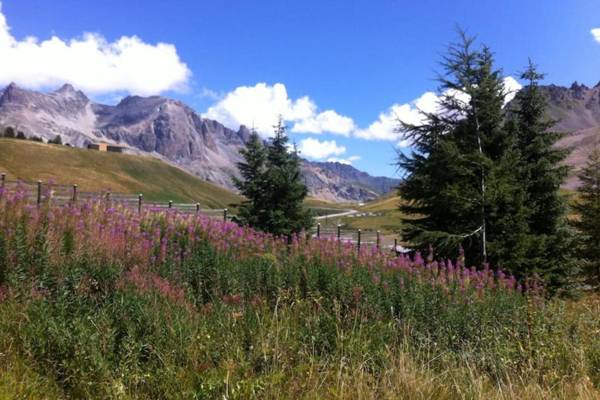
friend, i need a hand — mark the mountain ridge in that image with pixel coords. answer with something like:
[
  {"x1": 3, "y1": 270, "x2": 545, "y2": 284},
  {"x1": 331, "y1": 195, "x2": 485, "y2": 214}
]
[{"x1": 0, "y1": 83, "x2": 399, "y2": 202}]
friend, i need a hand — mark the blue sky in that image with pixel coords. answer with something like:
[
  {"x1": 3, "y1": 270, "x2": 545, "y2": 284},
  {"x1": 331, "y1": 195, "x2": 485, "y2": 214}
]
[{"x1": 1, "y1": 0, "x2": 599, "y2": 177}]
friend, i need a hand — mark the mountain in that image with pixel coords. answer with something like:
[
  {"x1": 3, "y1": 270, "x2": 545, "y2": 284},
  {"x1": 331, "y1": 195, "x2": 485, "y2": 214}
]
[
  {"x1": 539, "y1": 82, "x2": 600, "y2": 188},
  {"x1": 0, "y1": 83, "x2": 399, "y2": 202},
  {"x1": 302, "y1": 161, "x2": 399, "y2": 203}
]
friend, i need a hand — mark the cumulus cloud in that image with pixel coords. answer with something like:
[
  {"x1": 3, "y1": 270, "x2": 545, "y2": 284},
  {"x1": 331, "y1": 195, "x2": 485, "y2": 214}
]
[
  {"x1": 204, "y1": 82, "x2": 356, "y2": 137},
  {"x1": 592, "y1": 28, "x2": 600, "y2": 43},
  {"x1": 355, "y1": 77, "x2": 521, "y2": 146},
  {"x1": 297, "y1": 138, "x2": 346, "y2": 160},
  {"x1": 0, "y1": 3, "x2": 190, "y2": 95},
  {"x1": 326, "y1": 156, "x2": 361, "y2": 165},
  {"x1": 291, "y1": 109, "x2": 355, "y2": 136}
]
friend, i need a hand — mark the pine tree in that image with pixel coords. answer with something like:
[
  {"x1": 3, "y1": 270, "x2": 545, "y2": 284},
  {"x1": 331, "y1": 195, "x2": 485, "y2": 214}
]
[
  {"x1": 234, "y1": 119, "x2": 312, "y2": 236},
  {"x1": 573, "y1": 147, "x2": 600, "y2": 289},
  {"x1": 262, "y1": 119, "x2": 312, "y2": 236},
  {"x1": 3, "y1": 127, "x2": 15, "y2": 138},
  {"x1": 233, "y1": 129, "x2": 268, "y2": 228},
  {"x1": 50, "y1": 134, "x2": 63, "y2": 145},
  {"x1": 398, "y1": 31, "x2": 530, "y2": 270},
  {"x1": 506, "y1": 61, "x2": 576, "y2": 288}
]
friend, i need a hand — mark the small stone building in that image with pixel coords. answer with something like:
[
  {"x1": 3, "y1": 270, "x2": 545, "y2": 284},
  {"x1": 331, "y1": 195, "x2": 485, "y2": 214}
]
[{"x1": 87, "y1": 142, "x2": 124, "y2": 153}]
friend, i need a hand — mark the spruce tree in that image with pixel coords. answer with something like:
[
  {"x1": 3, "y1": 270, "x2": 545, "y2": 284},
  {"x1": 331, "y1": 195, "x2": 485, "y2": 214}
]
[
  {"x1": 506, "y1": 61, "x2": 576, "y2": 288},
  {"x1": 263, "y1": 119, "x2": 312, "y2": 236},
  {"x1": 234, "y1": 119, "x2": 312, "y2": 236},
  {"x1": 573, "y1": 147, "x2": 600, "y2": 289},
  {"x1": 398, "y1": 32, "x2": 530, "y2": 270},
  {"x1": 233, "y1": 129, "x2": 268, "y2": 228}
]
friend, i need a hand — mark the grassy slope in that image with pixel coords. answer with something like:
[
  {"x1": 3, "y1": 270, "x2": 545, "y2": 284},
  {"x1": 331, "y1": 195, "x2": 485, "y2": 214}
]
[{"x1": 0, "y1": 139, "x2": 241, "y2": 208}]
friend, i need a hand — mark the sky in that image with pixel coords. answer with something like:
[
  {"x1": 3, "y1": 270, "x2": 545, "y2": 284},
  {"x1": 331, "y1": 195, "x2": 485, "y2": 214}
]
[{"x1": 0, "y1": 0, "x2": 599, "y2": 178}]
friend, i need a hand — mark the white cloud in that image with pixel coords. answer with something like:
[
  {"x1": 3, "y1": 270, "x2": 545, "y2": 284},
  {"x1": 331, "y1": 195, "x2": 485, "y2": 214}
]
[
  {"x1": 204, "y1": 82, "x2": 355, "y2": 137},
  {"x1": 591, "y1": 28, "x2": 600, "y2": 43},
  {"x1": 297, "y1": 138, "x2": 346, "y2": 160},
  {"x1": 355, "y1": 76, "x2": 521, "y2": 147},
  {"x1": 291, "y1": 109, "x2": 355, "y2": 136},
  {"x1": 326, "y1": 156, "x2": 361, "y2": 165},
  {"x1": 0, "y1": 3, "x2": 190, "y2": 95},
  {"x1": 354, "y1": 91, "x2": 438, "y2": 146},
  {"x1": 503, "y1": 76, "x2": 522, "y2": 104}
]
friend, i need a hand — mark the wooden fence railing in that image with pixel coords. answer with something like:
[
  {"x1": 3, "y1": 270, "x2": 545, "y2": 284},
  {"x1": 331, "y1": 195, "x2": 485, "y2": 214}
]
[
  {"x1": 0, "y1": 173, "x2": 229, "y2": 220},
  {"x1": 309, "y1": 222, "x2": 405, "y2": 252}
]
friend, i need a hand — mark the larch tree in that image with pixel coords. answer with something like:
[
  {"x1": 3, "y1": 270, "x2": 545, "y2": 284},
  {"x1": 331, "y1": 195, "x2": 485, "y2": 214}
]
[{"x1": 398, "y1": 31, "x2": 530, "y2": 270}]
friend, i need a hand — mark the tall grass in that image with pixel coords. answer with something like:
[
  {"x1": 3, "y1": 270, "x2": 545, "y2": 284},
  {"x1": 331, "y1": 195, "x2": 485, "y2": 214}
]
[{"x1": 0, "y1": 185, "x2": 598, "y2": 399}]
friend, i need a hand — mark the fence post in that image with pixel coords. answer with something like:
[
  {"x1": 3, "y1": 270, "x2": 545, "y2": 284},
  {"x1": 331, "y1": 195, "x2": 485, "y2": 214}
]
[
  {"x1": 138, "y1": 194, "x2": 143, "y2": 214},
  {"x1": 72, "y1": 184, "x2": 78, "y2": 203},
  {"x1": 37, "y1": 180, "x2": 42, "y2": 207},
  {"x1": 317, "y1": 223, "x2": 321, "y2": 238},
  {"x1": 223, "y1": 208, "x2": 228, "y2": 222},
  {"x1": 1, "y1": 173, "x2": 5, "y2": 189},
  {"x1": 196, "y1": 203, "x2": 200, "y2": 214},
  {"x1": 168, "y1": 200, "x2": 173, "y2": 209},
  {"x1": 337, "y1": 224, "x2": 341, "y2": 241},
  {"x1": 106, "y1": 191, "x2": 111, "y2": 203},
  {"x1": 376, "y1": 230, "x2": 381, "y2": 250},
  {"x1": 357, "y1": 229, "x2": 361, "y2": 252}
]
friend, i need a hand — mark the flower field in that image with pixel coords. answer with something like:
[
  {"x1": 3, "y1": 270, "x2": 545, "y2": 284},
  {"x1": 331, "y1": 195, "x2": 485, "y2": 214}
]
[{"x1": 0, "y1": 186, "x2": 599, "y2": 399}]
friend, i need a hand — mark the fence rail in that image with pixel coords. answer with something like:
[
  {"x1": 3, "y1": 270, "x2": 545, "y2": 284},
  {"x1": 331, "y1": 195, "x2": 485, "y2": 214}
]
[{"x1": 0, "y1": 173, "x2": 230, "y2": 221}]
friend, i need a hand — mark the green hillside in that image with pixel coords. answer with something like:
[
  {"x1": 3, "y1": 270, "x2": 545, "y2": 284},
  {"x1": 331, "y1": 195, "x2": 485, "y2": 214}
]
[{"x1": 0, "y1": 139, "x2": 241, "y2": 208}]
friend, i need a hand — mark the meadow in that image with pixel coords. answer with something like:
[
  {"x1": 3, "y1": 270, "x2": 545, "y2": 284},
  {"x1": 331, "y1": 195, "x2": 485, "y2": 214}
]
[{"x1": 0, "y1": 185, "x2": 599, "y2": 399}]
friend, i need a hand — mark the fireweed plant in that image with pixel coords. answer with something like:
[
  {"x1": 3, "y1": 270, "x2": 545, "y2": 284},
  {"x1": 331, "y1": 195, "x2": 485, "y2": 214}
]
[{"x1": 0, "y1": 185, "x2": 598, "y2": 399}]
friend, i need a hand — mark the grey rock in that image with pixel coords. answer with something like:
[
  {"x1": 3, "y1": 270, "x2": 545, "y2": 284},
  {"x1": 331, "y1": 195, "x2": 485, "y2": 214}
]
[{"x1": 0, "y1": 83, "x2": 399, "y2": 202}]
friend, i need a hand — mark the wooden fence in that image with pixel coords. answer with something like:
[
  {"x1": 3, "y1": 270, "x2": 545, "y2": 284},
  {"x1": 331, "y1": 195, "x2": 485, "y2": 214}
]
[
  {"x1": 309, "y1": 222, "x2": 405, "y2": 252},
  {"x1": 0, "y1": 173, "x2": 229, "y2": 220}
]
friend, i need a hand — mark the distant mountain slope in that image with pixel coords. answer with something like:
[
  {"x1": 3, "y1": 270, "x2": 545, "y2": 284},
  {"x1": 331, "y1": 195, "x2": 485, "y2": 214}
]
[
  {"x1": 0, "y1": 139, "x2": 241, "y2": 207},
  {"x1": 0, "y1": 83, "x2": 399, "y2": 201},
  {"x1": 540, "y1": 82, "x2": 600, "y2": 187},
  {"x1": 302, "y1": 161, "x2": 399, "y2": 202}
]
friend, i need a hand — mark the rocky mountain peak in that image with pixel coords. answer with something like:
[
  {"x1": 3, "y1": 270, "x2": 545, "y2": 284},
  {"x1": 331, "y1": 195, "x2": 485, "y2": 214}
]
[
  {"x1": 0, "y1": 83, "x2": 399, "y2": 202},
  {"x1": 54, "y1": 83, "x2": 89, "y2": 103}
]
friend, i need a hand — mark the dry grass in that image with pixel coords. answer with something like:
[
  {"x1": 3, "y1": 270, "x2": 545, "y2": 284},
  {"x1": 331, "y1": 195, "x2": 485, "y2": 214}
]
[{"x1": 0, "y1": 138, "x2": 242, "y2": 207}]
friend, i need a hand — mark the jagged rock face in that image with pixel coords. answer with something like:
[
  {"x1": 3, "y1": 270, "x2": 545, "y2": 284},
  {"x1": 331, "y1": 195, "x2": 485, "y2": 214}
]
[
  {"x1": 301, "y1": 161, "x2": 399, "y2": 202},
  {"x1": 539, "y1": 82, "x2": 600, "y2": 188},
  {"x1": 0, "y1": 83, "x2": 398, "y2": 201}
]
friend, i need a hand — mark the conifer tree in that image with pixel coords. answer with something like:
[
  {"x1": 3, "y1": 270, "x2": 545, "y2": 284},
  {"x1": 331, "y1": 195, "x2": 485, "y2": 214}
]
[
  {"x1": 573, "y1": 147, "x2": 600, "y2": 288},
  {"x1": 263, "y1": 118, "x2": 312, "y2": 236},
  {"x1": 233, "y1": 129, "x2": 268, "y2": 228},
  {"x1": 506, "y1": 61, "x2": 576, "y2": 288},
  {"x1": 234, "y1": 119, "x2": 312, "y2": 236},
  {"x1": 398, "y1": 32, "x2": 530, "y2": 270},
  {"x1": 3, "y1": 127, "x2": 15, "y2": 138}
]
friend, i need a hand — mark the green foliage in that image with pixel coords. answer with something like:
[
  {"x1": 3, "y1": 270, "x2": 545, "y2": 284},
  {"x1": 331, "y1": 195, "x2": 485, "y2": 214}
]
[
  {"x1": 49, "y1": 134, "x2": 63, "y2": 145},
  {"x1": 503, "y1": 61, "x2": 576, "y2": 289},
  {"x1": 573, "y1": 147, "x2": 600, "y2": 288},
  {"x1": 233, "y1": 130, "x2": 269, "y2": 229},
  {"x1": 398, "y1": 36, "x2": 575, "y2": 291},
  {"x1": 234, "y1": 119, "x2": 312, "y2": 236},
  {"x1": 398, "y1": 32, "x2": 530, "y2": 270},
  {"x1": 3, "y1": 126, "x2": 15, "y2": 138}
]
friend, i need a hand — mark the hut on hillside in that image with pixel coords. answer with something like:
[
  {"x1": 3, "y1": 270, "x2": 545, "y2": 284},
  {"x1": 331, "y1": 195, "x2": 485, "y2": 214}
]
[{"x1": 87, "y1": 142, "x2": 124, "y2": 153}]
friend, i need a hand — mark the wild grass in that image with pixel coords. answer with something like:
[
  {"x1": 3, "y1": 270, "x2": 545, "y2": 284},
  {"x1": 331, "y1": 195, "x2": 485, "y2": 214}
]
[
  {"x1": 0, "y1": 138, "x2": 241, "y2": 206},
  {"x1": 0, "y1": 187, "x2": 598, "y2": 399}
]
